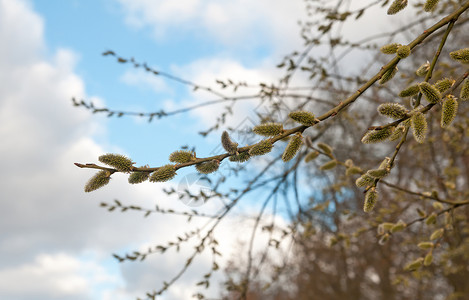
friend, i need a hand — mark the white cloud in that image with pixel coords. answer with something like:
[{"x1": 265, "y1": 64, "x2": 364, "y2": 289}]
[{"x1": 116, "y1": 0, "x2": 306, "y2": 52}]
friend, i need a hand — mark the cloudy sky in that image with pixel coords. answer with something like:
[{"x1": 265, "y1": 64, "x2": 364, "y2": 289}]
[{"x1": 0, "y1": 0, "x2": 310, "y2": 299}]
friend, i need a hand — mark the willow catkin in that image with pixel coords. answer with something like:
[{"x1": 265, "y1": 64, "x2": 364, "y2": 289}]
[
  {"x1": 150, "y1": 164, "x2": 176, "y2": 182},
  {"x1": 396, "y1": 45, "x2": 411, "y2": 59},
  {"x1": 364, "y1": 188, "x2": 378, "y2": 213},
  {"x1": 419, "y1": 82, "x2": 441, "y2": 103},
  {"x1": 84, "y1": 170, "x2": 111, "y2": 192},
  {"x1": 169, "y1": 150, "x2": 195, "y2": 163},
  {"x1": 252, "y1": 123, "x2": 283, "y2": 136},
  {"x1": 399, "y1": 84, "x2": 420, "y2": 97},
  {"x1": 98, "y1": 153, "x2": 133, "y2": 172},
  {"x1": 411, "y1": 112, "x2": 428, "y2": 143},
  {"x1": 434, "y1": 78, "x2": 455, "y2": 93},
  {"x1": 195, "y1": 160, "x2": 220, "y2": 174},
  {"x1": 460, "y1": 79, "x2": 469, "y2": 101},
  {"x1": 441, "y1": 95, "x2": 458, "y2": 128},
  {"x1": 380, "y1": 43, "x2": 401, "y2": 54},
  {"x1": 387, "y1": 0, "x2": 408, "y2": 15},
  {"x1": 361, "y1": 127, "x2": 393, "y2": 144},
  {"x1": 378, "y1": 103, "x2": 408, "y2": 119},
  {"x1": 128, "y1": 171, "x2": 150, "y2": 184},
  {"x1": 221, "y1": 131, "x2": 238, "y2": 154},
  {"x1": 424, "y1": 0, "x2": 440, "y2": 12},
  {"x1": 379, "y1": 66, "x2": 398, "y2": 84},
  {"x1": 282, "y1": 133, "x2": 303, "y2": 162},
  {"x1": 288, "y1": 111, "x2": 316, "y2": 126},
  {"x1": 449, "y1": 48, "x2": 469, "y2": 64},
  {"x1": 249, "y1": 140, "x2": 273, "y2": 156}
]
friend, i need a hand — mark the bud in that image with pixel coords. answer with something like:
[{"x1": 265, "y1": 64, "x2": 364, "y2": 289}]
[
  {"x1": 432, "y1": 201, "x2": 443, "y2": 210},
  {"x1": 229, "y1": 152, "x2": 251, "y2": 163},
  {"x1": 399, "y1": 84, "x2": 420, "y2": 97},
  {"x1": 460, "y1": 79, "x2": 469, "y2": 101},
  {"x1": 441, "y1": 95, "x2": 458, "y2": 128},
  {"x1": 404, "y1": 257, "x2": 423, "y2": 271},
  {"x1": 361, "y1": 127, "x2": 393, "y2": 144},
  {"x1": 396, "y1": 45, "x2": 411, "y2": 59},
  {"x1": 356, "y1": 174, "x2": 375, "y2": 187},
  {"x1": 381, "y1": 223, "x2": 395, "y2": 232},
  {"x1": 391, "y1": 220, "x2": 406, "y2": 233},
  {"x1": 98, "y1": 153, "x2": 133, "y2": 172},
  {"x1": 196, "y1": 160, "x2": 220, "y2": 174},
  {"x1": 149, "y1": 164, "x2": 176, "y2": 182},
  {"x1": 288, "y1": 111, "x2": 316, "y2": 126},
  {"x1": 423, "y1": 0, "x2": 440, "y2": 12},
  {"x1": 449, "y1": 48, "x2": 469, "y2": 64},
  {"x1": 378, "y1": 103, "x2": 408, "y2": 119},
  {"x1": 128, "y1": 171, "x2": 150, "y2": 184},
  {"x1": 416, "y1": 61, "x2": 430, "y2": 76},
  {"x1": 411, "y1": 112, "x2": 427, "y2": 143},
  {"x1": 364, "y1": 188, "x2": 378, "y2": 213},
  {"x1": 387, "y1": 0, "x2": 408, "y2": 15},
  {"x1": 252, "y1": 123, "x2": 284, "y2": 136},
  {"x1": 320, "y1": 160, "x2": 337, "y2": 171},
  {"x1": 249, "y1": 140, "x2": 273, "y2": 156},
  {"x1": 425, "y1": 213, "x2": 437, "y2": 225},
  {"x1": 419, "y1": 82, "x2": 441, "y2": 103},
  {"x1": 430, "y1": 228, "x2": 444, "y2": 240},
  {"x1": 417, "y1": 242, "x2": 434, "y2": 249},
  {"x1": 304, "y1": 151, "x2": 319, "y2": 162},
  {"x1": 84, "y1": 170, "x2": 111, "y2": 192},
  {"x1": 221, "y1": 131, "x2": 238, "y2": 154},
  {"x1": 434, "y1": 78, "x2": 455, "y2": 93},
  {"x1": 282, "y1": 133, "x2": 303, "y2": 162},
  {"x1": 379, "y1": 66, "x2": 398, "y2": 84},
  {"x1": 367, "y1": 168, "x2": 389, "y2": 179},
  {"x1": 424, "y1": 252, "x2": 433, "y2": 266},
  {"x1": 317, "y1": 142, "x2": 333, "y2": 155},
  {"x1": 169, "y1": 150, "x2": 195, "y2": 164},
  {"x1": 380, "y1": 43, "x2": 401, "y2": 54}
]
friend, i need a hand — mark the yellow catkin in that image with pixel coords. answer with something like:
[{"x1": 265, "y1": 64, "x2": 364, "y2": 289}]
[
  {"x1": 128, "y1": 171, "x2": 150, "y2": 184},
  {"x1": 449, "y1": 48, "x2": 469, "y2": 64},
  {"x1": 221, "y1": 131, "x2": 238, "y2": 154},
  {"x1": 361, "y1": 127, "x2": 393, "y2": 144},
  {"x1": 441, "y1": 95, "x2": 458, "y2": 128},
  {"x1": 416, "y1": 62, "x2": 430, "y2": 76},
  {"x1": 98, "y1": 153, "x2": 133, "y2": 172},
  {"x1": 249, "y1": 140, "x2": 273, "y2": 156},
  {"x1": 356, "y1": 174, "x2": 375, "y2": 188},
  {"x1": 434, "y1": 78, "x2": 455, "y2": 93},
  {"x1": 288, "y1": 111, "x2": 316, "y2": 126},
  {"x1": 169, "y1": 150, "x2": 195, "y2": 163},
  {"x1": 364, "y1": 188, "x2": 378, "y2": 213},
  {"x1": 282, "y1": 133, "x2": 303, "y2": 162},
  {"x1": 84, "y1": 170, "x2": 111, "y2": 192},
  {"x1": 387, "y1": 0, "x2": 408, "y2": 15},
  {"x1": 411, "y1": 112, "x2": 428, "y2": 143},
  {"x1": 252, "y1": 123, "x2": 284, "y2": 136},
  {"x1": 424, "y1": 0, "x2": 440, "y2": 12},
  {"x1": 419, "y1": 82, "x2": 441, "y2": 103},
  {"x1": 399, "y1": 84, "x2": 420, "y2": 97},
  {"x1": 379, "y1": 66, "x2": 398, "y2": 84},
  {"x1": 150, "y1": 164, "x2": 176, "y2": 182},
  {"x1": 380, "y1": 43, "x2": 401, "y2": 54},
  {"x1": 378, "y1": 103, "x2": 408, "y2": 119},
  {"x1": 396, "y1": 45, "x2": 411, "y2": 58}
]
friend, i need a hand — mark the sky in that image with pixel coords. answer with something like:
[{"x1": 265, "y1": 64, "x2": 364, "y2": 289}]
[
  {"x1": 0, "y1": 0, "x2": 428, "y2": 299},
  {"x1": 0, "y1": 0, "x2": 307, "y2": 299}
]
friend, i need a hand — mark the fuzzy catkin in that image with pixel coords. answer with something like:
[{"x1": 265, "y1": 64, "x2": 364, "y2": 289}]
[
  {"x1": 221, "y1": 131, "x2": 238, "y2": 154},
  {"x1": 380, "y1": 43, "x2": 400, "y2": 54},
  {"x1": 411, "y1": 112, "x2": 428, "y2": 143},
  {"x1": 460, "y1": 79, "x2": 469, "y2": 101},
  {"x1": 449, "y1": 48, "x2": 469, "y2": 64},
  {"x1": 387, "y1": 0, "x2": 408, "y2": 15},
  {"x1": 249, "y1": 140, "x2": 273, "y2": 156},
  {"x1": 282, "y1": 133, "x2": 303, "y2": 162},
  {"x1": 364, "y1": 188, "x2": 378, "y2": 213},
  {"x1": 419, "y1": 82, "x2": 441, "y2": 103},
  {"x1": 377, "y1": 103, "x2": 408, "y2": 119},
  {"x1": 361, "y1": 127, "x2": 393, "y2": 144},
  {"x1": 85, "y1": 170, "x2": 111, "y2": 192},
  {"x1": 441, "y1": 95, "x2": 458, "y2": 128},
  {"x1": 379, "y1": 66, "x2": 398, "y2": 84},
  {"x1": 128, "y1": 171, "x2": 150, "y2": 184},
  {"x1": 399, "y1": 84, "x2": 420, "y2": 97},
  {"x1": 169, "y1": 150, "x2": 194, "y2": 163},
  {"x1": 434, "y1": 78, "x2": 455, "y2": 93},
  {"x1": 424, "y1": 0, "x2": 440, "y2": 12},
  {"x1": 98, "y1": 153, "x2": 133, "y2": 172},
  {"x1": 252, "y1": 123, "x2": 283, "y2": 136},
  {"x1": 150, "y1": 164, "x2": 176, "y2": 182},
  {"x1": 196, "y1": 160, "x2": 220, "y2": 174},
  {"x1": 288, "y1": 111, "x2": 316, "y2": 126}
]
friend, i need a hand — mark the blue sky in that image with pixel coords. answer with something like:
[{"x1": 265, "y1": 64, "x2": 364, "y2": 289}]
[{"x1": 0, "y1": 1, "x2": 307, "y2": 299}]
